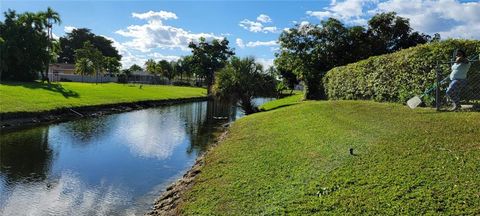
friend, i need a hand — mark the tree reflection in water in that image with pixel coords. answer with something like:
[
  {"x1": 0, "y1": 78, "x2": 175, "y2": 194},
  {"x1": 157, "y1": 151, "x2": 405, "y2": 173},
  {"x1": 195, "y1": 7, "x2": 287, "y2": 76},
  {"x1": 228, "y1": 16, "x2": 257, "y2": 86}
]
[{"x1": 0, "y1": 127, "x2": 53, "y2": 184}]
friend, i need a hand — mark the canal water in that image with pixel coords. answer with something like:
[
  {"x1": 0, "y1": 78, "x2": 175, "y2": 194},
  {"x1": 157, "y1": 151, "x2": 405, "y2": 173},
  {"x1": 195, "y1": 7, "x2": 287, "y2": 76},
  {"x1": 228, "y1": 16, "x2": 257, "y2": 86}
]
[{"x1": 0, "y1": 98, "x2": 272, "y2": 216}]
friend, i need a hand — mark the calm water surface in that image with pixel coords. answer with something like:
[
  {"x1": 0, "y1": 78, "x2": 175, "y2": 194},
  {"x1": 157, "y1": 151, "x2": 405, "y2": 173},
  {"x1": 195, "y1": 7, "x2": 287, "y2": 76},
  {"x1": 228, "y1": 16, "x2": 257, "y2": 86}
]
[{"x1": 0, "y1": 98, "x2": 272, "y2": 215}]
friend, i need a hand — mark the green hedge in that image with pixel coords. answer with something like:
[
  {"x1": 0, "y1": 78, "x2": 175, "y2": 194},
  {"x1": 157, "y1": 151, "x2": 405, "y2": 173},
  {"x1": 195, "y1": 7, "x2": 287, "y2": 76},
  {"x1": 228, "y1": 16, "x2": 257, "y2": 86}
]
[{"x1": 324, "y1": 39, "x2": 480, "y2": 105}]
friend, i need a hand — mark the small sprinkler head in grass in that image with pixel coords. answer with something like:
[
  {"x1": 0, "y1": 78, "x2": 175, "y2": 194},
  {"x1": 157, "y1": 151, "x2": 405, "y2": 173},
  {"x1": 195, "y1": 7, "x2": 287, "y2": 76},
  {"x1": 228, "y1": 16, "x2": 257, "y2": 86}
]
[{"x1": 349, "y1": 148, "x2": 354, "y2": 156}]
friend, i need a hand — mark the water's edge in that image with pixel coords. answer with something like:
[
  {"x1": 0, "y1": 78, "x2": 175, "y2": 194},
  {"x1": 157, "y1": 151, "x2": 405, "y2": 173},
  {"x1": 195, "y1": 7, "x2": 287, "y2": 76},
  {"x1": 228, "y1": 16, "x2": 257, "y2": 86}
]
[
  {"x1": 0, "y1": 96, "x2": 209, "y2": 131},
  {"x1": 147, "y1": 129, "x2": 231, "y2": 216}
]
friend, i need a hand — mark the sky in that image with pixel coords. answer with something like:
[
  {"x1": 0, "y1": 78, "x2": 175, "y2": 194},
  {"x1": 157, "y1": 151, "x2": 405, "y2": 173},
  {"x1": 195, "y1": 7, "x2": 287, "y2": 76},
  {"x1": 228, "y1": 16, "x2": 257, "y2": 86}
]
[{"x1": 1, "y1": 0, "x2": 479, "y2": 69}]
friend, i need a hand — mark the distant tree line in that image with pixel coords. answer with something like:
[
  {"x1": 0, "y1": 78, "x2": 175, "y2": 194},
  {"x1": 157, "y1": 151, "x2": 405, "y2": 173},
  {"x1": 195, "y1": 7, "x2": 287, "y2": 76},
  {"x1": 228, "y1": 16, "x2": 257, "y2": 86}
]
[{"x1": 0, "y1": 9, "x2": 122, "y2": 82}]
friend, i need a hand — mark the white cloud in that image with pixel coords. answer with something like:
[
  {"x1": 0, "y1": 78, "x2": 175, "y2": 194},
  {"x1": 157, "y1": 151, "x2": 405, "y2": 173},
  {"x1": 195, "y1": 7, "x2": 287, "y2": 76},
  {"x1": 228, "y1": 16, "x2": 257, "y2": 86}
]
[
  {"x1": 64, "y1": 26, "x2": 76, "y2": 33},
  {"x1": 246, "y1": 40, "x2": 278, "y2": 48},
  {"x1": 236, "y1": 38, "x2": 245, "y2": 48},
  {"x1": 236, "y1": 38, "x2": 277, "y2": 49},
  {"x1": 300, "y1": 21, "x2": 310, "y2": 26},
  {"x1": 116, "y1": 11, "x2": 222, "y2": 52},
  {"x1": 102, "y1": 35, "x2": 179, "y2": 69},
  {"x1": 307, "y1": 0, "x2": 375, "y2": 25},
  {"x1": 239, "y1": 15, "x2": 278, "y2": 33},
  {"x1": 256, "y1": 58, "x2": 274, "y2": 69},
  {"x1": 147, "y1": 52, "x2": 180, "y2": 62},
  {"x1": 257, "y1": 14, "x2": 272, "y2": 23},
  {"x1": 0, "y1": 173, "x2": 127, "y2": 216},
  {"x1": 132, "y1": 10, "x2": 177, "y2": 20},
  {"x1": 374, "y1": 0, "x2": 480, "y2": 39},
  {"x1": 52, "y1": 32, "x2": 60, "y2": 40},
  {"x1": 306, "y1": 0, "x2": 480, "y2": 39}
]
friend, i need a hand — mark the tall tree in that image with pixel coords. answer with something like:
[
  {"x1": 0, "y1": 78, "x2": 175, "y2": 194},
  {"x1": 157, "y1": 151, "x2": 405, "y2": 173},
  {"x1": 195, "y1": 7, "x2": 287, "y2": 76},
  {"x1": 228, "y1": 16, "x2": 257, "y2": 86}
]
[
  {"x1": 75, "y1": 58, "x2": 94, "y2": 82},
  {"x1": 145, "y1": 59, "x2": 159, "y2": 76},
  {"x1": 40, "y1": 7, "x2": 61, "y2": 83},
  {"x1": 74, "y1": 41, "x2": 104, "y2": 83},
  {"x1": 0, "y1": 10, "x2": 50, "y2": 81},
  {"x1": 277, "y1": 23, "x2": 326, "y2": 100},
  {"x1": 103, "y1": 56, "x2": 121, "y2": 76},
  {"x1": 188, "y1": 37, "x2": 234, "y2": 94},
  {"x1": 158, "y1": 60, "x2": 175, "y2": 82},
  {"x1": 59, "y1": 28, "x2": 121, "y2": 64},
  {"x1": 367, "y1": 12, "x2": 430, "y2": 55},
  {"x1": 129, "y1": 64, "x2": 143, "y2": 72}
]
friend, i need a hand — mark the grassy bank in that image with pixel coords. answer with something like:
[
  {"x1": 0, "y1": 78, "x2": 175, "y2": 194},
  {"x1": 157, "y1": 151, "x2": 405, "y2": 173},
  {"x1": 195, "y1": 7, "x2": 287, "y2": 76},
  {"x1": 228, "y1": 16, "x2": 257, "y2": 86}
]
[
  {"x1": 0, "y1": 82, "x2": 207, "y2": 113},
  {"x1": 180, "y1": 98, "x2": 480, "y2": 215}
]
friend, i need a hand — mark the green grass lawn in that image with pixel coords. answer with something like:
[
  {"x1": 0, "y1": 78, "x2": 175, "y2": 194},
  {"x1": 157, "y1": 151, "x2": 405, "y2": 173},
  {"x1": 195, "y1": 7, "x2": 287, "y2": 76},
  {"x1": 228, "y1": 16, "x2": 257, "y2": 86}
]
[
  {"x1": 180, "y1": 97, "x2": 480, "y2": 215},
  {"x1": 259, "y1": 92, "x2": 303, "y2": 111},
  {"x1": 0, "y1": 81, "x2": 207, "y2": 113}
]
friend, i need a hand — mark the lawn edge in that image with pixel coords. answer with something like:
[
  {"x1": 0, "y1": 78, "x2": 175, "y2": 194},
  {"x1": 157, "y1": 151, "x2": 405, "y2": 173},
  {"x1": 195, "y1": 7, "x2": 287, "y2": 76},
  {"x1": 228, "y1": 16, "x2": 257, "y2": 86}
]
[
  {"x1": 0, "y1": 96, "x2": 208, "y2": 131},
  {"x1": 147, "y1": 129, "x2": 231, "y2": 216}
]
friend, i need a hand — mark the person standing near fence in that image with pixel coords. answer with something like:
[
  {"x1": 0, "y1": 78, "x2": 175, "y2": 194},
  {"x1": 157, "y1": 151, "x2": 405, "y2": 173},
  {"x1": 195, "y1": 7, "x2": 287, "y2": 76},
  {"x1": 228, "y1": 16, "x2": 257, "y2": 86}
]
[{"x1": 446, "y1": 49, "x2": 471, "y2": 111}]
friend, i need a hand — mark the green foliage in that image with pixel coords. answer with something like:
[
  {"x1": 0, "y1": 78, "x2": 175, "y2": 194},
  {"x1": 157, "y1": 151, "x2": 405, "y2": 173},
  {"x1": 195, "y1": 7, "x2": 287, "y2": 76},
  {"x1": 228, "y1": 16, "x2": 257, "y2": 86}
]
[
  {"x1": 145, "y1": 59, "x2": 159, "y2": 75},
  {"x1": 188, "y1": 37, "x2": 235, "y2": 94},
  {"x1": 181, "y1": 101, "x2": 480, "y2": 215},
  {"x1": 367, "y1": 12, "x2": 430, "y2": 55},
  {"x1": 74, "y1": 58, "x2": 94, "y2": 76},
  {"x1": 74, "y1": 41, "x2": 105, "y2": 79},
  {"x1": 0, "y1": 10, "x2": 50, "y2": 81},
  {"x1": 277, "y1": 12, "x2": 431, "y2": 100},
  {"x1": 40, "y1": 7, "x2": 62, "y2": 82},
  {"x1": 158, "y1": 60, "x2": 174, "y2": 81},
  {"x1": 103, "y1": 56, "x2": 121, "y2": 76},
  {"x1": 213, "y1": 56, "x2": 277, "y2": 114},
  {"x1": 129, "y1": 64, "x2": 143, "y2": 72},
  {"x1": 323, "y1": 39, "x2": 480, "y2": 105},
  {"x1": 59, "y1": 28, "x2": 121, "y2": 64},
  {"x1": 0, "y1": 81, "x2": 207, "y2": 113}
]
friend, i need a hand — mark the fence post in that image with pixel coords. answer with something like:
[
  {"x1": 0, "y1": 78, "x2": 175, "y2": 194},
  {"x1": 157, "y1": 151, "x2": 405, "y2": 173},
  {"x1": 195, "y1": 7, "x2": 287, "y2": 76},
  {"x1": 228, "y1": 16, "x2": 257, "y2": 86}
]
[{"x1": 435, "y1": 62, "x2": 441, "y2": 111}]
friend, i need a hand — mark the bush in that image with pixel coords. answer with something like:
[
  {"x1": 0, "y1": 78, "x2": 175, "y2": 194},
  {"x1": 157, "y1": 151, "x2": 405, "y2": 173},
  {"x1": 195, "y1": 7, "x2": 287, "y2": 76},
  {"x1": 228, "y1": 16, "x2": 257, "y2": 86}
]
[{"x1": 323, "y1": 39, "x2": 480, "y2": 105}]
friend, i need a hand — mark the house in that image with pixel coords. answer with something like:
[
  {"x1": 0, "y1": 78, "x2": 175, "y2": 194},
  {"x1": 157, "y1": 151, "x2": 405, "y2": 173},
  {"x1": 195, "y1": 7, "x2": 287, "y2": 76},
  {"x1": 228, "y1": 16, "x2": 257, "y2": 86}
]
[
  {"x1": 47, "y1": 63, "x2": 117, "y2": 83},
  {"x1": 49, "y1": 63, "x2": 76, "y2": 75}
]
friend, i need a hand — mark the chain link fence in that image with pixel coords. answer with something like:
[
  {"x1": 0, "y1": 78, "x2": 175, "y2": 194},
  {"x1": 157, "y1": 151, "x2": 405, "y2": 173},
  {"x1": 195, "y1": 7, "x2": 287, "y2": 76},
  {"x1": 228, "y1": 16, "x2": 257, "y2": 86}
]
[{"x1": 436, "y1": 54, "x2": 480, "y2": 111}]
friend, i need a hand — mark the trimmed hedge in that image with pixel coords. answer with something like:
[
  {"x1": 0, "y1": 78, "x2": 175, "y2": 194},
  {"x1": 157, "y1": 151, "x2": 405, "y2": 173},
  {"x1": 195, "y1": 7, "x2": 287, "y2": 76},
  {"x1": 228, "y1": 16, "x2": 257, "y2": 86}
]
[{"x1": 324, "y1": 39, "x2": 480, "y2": 105}]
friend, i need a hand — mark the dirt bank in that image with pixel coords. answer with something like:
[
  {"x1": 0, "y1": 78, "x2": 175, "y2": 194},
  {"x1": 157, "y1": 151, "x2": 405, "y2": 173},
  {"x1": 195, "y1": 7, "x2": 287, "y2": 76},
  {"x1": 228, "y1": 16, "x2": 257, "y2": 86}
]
[
  {"x1": 146, "y1": 130, "x2": 230, "y2": 216},
  {"x1": 0, "y1": 97, "x2": 208, "y2": 131}
]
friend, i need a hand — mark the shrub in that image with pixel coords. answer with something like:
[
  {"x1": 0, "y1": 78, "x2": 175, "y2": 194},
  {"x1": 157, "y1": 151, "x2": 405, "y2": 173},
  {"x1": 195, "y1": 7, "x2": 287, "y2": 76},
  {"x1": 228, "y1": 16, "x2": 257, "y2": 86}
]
[{"x1": 323, "y1": 39, "x2": 480, "y2": 105}]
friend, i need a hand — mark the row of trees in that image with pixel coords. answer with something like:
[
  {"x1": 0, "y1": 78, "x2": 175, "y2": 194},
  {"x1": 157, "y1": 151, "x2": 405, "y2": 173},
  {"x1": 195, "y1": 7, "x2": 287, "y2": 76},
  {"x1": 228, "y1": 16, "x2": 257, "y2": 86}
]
[
  {"x1": 139, "y1": 37, "x2": 277, "y2": 114},
  {"x1": 276, "y1": 12, "x2": 437, "y2": 100},
  {"x1": 0, "y1": 8, "x2": 122, "y2": 82},
  {"x1": 0, "y1": 8, "x2": 60, "y2": 81},
  {"x1": 139, "y1": 38, "x2": 235, "y2": 90},
  {"x1": 73, "y1": 41, "x2": 121, "y2": 82}
]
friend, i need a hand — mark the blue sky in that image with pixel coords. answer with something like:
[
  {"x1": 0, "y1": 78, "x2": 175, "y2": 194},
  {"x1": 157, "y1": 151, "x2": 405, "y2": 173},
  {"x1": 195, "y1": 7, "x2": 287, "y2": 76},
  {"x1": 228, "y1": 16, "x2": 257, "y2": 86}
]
[{"x1": 2, "y1": 0, "x2": 479, "y2": 68}]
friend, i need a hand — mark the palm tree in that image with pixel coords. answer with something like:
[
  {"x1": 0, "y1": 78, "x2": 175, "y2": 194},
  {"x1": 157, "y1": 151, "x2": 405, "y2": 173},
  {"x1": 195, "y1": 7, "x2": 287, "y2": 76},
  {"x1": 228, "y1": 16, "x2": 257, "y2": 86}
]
[
  {"x1": 213, "y1": 57, "x2": 269, "y2": 114},
  {"x1": 145, "y1": 59, "x2": 158, "y2": 84},
  {"x1": 75, "y1": 58, "x2": 94, "y2": 82},
  {"x1": 41, "y1": 7, "x2": 61, "y2": 83}
]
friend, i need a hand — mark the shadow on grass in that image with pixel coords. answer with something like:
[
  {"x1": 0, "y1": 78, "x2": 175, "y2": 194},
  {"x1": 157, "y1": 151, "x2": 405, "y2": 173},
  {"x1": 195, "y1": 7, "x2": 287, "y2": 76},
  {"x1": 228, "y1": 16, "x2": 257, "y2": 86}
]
[
  {"x1": 260, "y1": 103, "x2": 298, "y2": 112},
  {"x1": 1, "y1": 81, "x2": 80, "y2": 98}
]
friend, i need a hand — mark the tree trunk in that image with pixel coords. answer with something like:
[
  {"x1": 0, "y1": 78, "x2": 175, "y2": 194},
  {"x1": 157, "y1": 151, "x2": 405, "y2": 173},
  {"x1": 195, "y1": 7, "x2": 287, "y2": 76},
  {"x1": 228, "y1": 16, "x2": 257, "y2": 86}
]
[
  {"x1": 240, "y1": 96, "x2": 257, "y2": 115},
  {"x1": 304, "y1": 74, "x2": 326, "y2": 100},
  {"x1": 45, "y1": 27, "x2": 52, "y2": 84}
]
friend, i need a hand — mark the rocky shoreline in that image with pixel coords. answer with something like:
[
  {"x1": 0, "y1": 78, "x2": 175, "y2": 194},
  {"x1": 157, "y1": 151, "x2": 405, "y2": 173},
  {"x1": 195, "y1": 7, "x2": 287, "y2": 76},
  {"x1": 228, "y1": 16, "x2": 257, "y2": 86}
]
[
  {"x1": 0, "y1": 96, "x2": 208, "y2": 131},
  {"x1": 147, "y1": 129, "x2": 230, "y2": 216}
]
